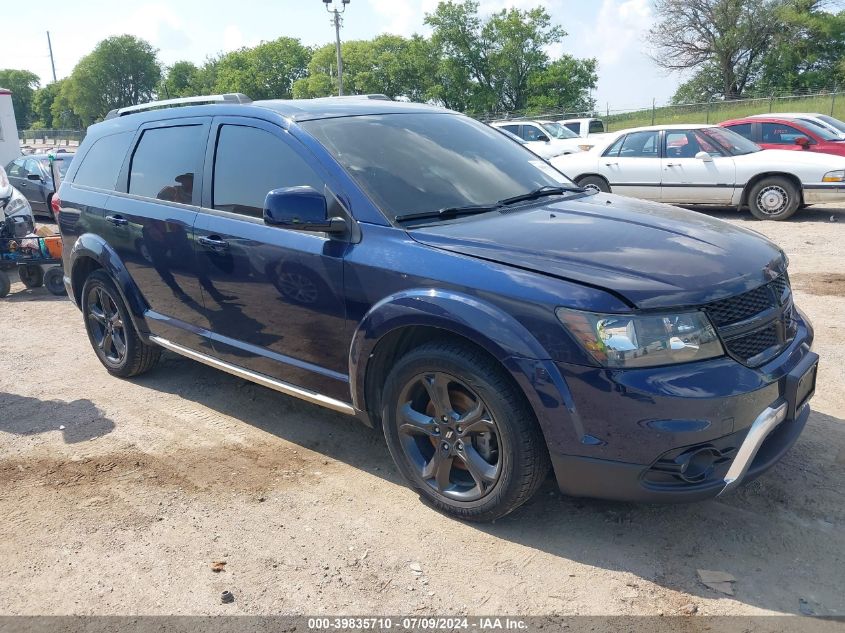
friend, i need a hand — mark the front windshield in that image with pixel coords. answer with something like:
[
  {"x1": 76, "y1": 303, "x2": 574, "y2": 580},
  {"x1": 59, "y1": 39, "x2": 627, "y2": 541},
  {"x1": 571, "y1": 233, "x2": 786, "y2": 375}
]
[
  {"x1": 700, "y1": 127, "x2": 761, "y2": 156},
  {"x1": 539, "y1": 121, "x2": 580, "y2": 139},
  {"x1": 796, "y1": 118, "x2": 842, "y2": 141},
  {"x1": 303, "y1": 113, "x2": 575, "y2": 220},
  {"x1": 816, "y1": 115, "x2": 845, "y2": 135}
]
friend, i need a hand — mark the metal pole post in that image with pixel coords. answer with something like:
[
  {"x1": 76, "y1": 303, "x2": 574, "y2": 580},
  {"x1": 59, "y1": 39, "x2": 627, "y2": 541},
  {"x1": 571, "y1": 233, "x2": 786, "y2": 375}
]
[
  {"x1": 46, "y1": 31, "x2": 57, "y2": 83},
  {"x1": 333, "y1": 10, "x2": 344, "y2": 96},
  {"x1": 832, "y1": 86, "x2": 837, "y2": 116},
  {"x1": 651, "y1": 98, "x2": 656, "y2": 126}
]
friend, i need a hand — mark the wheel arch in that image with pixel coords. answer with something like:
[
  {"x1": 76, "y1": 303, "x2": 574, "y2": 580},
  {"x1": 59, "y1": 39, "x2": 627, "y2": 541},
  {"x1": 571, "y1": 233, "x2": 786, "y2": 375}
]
[
  {"x1": 70, "y1": 233, "x2": 151, "y2": 336},
  {"x1": 349, "y1": 289, "x2": 575, "y2": 439},
  {"x1": 740, "y1": 172, "x2": 804, "y2": 208}
]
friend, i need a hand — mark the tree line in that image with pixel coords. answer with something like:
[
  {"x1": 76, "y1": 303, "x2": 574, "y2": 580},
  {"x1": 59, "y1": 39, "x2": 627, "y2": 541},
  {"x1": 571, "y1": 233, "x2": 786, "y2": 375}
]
[
  {"x1": 650, "y1": 0, "x2": 845, "y2": 104},
  {"x1": 1, "y1": 1, "x2": 597, "y2": 130}
]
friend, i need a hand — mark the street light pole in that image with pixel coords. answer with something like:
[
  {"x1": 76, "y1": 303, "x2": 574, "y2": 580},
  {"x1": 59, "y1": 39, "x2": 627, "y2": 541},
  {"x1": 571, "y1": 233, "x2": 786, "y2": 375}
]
[{"x1": 323, "y1": 0, "x2": 350, "y2": 96}]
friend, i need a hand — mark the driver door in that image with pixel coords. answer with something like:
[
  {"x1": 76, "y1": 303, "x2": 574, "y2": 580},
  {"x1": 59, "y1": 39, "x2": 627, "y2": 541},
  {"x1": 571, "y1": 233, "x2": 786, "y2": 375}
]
[{"x1": 660, "y1": 129, "x2": 736, "y2": 204}]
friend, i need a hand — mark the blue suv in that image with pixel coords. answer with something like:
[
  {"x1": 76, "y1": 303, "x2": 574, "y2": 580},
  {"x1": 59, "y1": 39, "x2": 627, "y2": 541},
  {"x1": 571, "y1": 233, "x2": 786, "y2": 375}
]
[{"x1": 57, "y1": 94, "x2": 818, "y2": 521}]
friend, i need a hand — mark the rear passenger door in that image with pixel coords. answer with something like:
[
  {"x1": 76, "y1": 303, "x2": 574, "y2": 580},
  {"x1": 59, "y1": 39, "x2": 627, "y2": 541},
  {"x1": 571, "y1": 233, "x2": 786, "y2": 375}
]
[
  {"x1": 194, "y1": 117, "x2": 349, "y2": 401},
  {"x1": 106, "y1": 119, "x2": 212, "y2": 349}
]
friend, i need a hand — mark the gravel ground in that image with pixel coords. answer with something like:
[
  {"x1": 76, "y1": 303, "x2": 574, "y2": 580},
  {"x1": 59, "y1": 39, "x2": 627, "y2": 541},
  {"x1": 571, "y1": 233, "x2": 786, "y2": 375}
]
[{"x1": 0, "y1": 205, "x2": 843, "y2": 618}]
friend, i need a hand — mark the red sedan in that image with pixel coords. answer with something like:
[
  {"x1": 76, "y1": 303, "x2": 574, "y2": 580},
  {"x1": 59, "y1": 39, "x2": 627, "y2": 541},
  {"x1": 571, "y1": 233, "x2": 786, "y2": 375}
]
[{"x1": 720, "y1": 116, "x2": 845, "y2": 157}]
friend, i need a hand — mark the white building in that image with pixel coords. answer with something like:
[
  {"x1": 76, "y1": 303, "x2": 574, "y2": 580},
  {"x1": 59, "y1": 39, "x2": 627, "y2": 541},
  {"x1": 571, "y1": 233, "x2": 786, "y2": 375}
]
[{"x1": 0, "y1": 88, "x2": 21, "y2": 167}]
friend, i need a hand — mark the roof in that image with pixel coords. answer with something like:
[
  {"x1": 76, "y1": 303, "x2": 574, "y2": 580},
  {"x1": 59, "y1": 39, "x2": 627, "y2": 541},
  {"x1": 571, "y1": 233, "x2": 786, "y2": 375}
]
[
  {"x1": 253, "y1": 97, "x2": 451, "y2": 121},
  {"x1": 0, "y1": 88, "x2": 11, "y2": 95},
  {"x1": 747, "y1": 112, "x2": 824, "y2": 119},
  {"x1": 608, "y1": 123, "x2": 715, "y2": 134}
]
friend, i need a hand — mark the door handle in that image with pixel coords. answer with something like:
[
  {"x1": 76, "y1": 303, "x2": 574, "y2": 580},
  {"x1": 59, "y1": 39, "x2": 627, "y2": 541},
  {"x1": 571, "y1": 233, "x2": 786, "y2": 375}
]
[
  {"x1": 198, "y1": 235, "x2": 229, "y2": 251},
  {"x1": 665, "y1": 163, "x2": 680, "y2": 167},
  {"x1": 105, "y1": 214, "x2": 128, "y2": 226},
  {"x1": 604, "y1": 162, "x2": 618, "y2": 166}
]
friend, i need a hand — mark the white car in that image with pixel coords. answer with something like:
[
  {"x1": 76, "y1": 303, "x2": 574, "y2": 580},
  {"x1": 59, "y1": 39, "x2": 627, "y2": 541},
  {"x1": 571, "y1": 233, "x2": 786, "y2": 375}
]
[
  {"x1": 0, "y1": 165, "x2": 35, "y2": 237},
  {"x1": 550, "y1": 123, "x2": 845, "y2": 220},
  {"x1": 747, "y1": 112, "x2": 845, "y2": 139},
  {"x1": 491, "y1": 120, "x2": 585, "y2": 158},
  {"x1": 557, "y1": 117, "x2": 605, "y2": 137}
]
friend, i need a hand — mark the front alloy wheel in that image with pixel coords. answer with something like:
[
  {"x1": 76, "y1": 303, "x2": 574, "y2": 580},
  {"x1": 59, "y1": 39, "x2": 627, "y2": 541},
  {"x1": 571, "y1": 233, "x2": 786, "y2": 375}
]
[
  {"x1": 382, "y1": 341, "x2": 550, "y2": 522},
  {"x1": 396, "y1": 371, "x2": 502, "y2": 502}
]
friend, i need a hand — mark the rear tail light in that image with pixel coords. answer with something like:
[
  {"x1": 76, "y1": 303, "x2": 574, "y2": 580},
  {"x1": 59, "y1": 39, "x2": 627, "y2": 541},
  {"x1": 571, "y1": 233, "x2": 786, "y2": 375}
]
[{"x1": 51, "y1": 194, "x2": 61, "y2": 224}]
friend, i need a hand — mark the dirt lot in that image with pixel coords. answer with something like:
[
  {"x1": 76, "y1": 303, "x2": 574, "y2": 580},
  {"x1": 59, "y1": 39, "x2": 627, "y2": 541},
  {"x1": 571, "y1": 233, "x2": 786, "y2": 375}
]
[{"x1": 1, "y1": 205, "x2": 843, "y2": 618}]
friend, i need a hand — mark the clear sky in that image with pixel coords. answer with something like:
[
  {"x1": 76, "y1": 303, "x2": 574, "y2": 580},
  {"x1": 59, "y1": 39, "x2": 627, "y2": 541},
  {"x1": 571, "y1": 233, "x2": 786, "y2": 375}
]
[{"x1": 2, "y1": 0, "x2": 679, "y2": 112}]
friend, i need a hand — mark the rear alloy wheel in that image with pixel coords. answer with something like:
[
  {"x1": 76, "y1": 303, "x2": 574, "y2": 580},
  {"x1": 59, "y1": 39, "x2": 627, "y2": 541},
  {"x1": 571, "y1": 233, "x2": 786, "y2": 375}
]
[
  {"x1": 576, "y1": 175, "x2": 611, "y2": 194},
  {"x1": 19, "y1": 264, "x2": 44, "y2": 289},
  {"x1": 382, "y1": 342, "x2": 549, "y2": 522},
  {"x1": 81, "y1": 271, "x2": 161, "y2": 377},
  {"x1": 748, "y1": 177, "x2": 800, "y2": 220}
]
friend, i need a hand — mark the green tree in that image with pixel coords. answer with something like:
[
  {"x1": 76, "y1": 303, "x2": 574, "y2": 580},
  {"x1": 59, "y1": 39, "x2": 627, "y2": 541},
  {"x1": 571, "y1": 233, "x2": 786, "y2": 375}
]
[
  {"x1": 51, "y1": 81, "x2": 82, "y2": 129},
  {"x1": 650, "y1": 0, "x2": 782, "y2": 100},
  {"x1": 424, "y1": 1, "x2": 595, "y2": 114},
  {"x1": 0, "y1": 69, "x2": 40, "y2": 128},
  {"x1": 756, "y1": 1, "x2": 845, "y2": 94},
  {"x1": 31, "y1": 80, "x2": 66, "y2": 128},
  {"x1": 214, "y1": 37, "x2": 310, "y2": 99},
  {"x1": 294, "y1": 35, "x2": 437, "y2": 100},
  {"x1": 64, "y1": 35, "x2": 161, "y2": 125},
  {"x1": 160, "y1": 61, "x2": 200, "y2": 98}
]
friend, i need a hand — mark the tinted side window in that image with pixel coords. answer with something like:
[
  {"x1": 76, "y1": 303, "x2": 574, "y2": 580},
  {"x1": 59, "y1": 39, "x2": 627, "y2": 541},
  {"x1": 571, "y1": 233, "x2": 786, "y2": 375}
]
[
  {"x1": 589, "y1": 120, "x2": 605, "y2": 133},
  {"x1": 212, "y1": 125, "x2": 323, "y2": 217},
  {"x1": 7, "y1": 159, "x2": 25, "y2": 177},
  {"x1": 129, "y1": 125, "x2": 204, "y2": 202},
  {"x1": 726, "y1": 123, "x2": 753, "y2": 140},
  {"x1": 500, "y1": 124, "x2": 519, "y2": 135},
  {"x1": 73, "y1": 132, "x2": 134, "y2": 190},
  {"x1": 522, "y1": 125, "x2": 546, "y2": 141},
  {"x1": 563, "y1": 122, "x2": 579, "y2": 133},
  {"x1": 603, "y1": 135, "x2": 625, "y2": 157},
  {"x1": 620, "y1": 131, "x2": 659, "y2": 158},
  {"x1": 761, "y1": 122, "x2": 804, "y2": 144}
]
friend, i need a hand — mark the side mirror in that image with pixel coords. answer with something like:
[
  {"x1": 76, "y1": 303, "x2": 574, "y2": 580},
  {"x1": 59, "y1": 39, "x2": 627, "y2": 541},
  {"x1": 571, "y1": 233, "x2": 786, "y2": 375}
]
[
  {"x1": 27, "y1": 173, "x2": 42, "y2": 181},
  {"x1": 794, "y1": 136, "x2": 811, "y2": 149},
  {"x1": 695, "y1": 151, "x2": 714, "y2": 162},
  {"x1": 263, "y1": 186, "x2": 346, "y2": 234},
  {"x1": 537, "y1": 134, "x2": 551, "y2": 143}
]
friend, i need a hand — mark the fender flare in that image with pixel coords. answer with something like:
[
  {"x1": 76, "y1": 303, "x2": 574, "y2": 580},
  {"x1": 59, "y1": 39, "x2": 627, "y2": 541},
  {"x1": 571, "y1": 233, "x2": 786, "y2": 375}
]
[
  {"x1": 70, "y1": 233, "x2": 151, "y2": 335},
  {"x1": 349, "y1": 288, "x2": 551, "y2": 412}
]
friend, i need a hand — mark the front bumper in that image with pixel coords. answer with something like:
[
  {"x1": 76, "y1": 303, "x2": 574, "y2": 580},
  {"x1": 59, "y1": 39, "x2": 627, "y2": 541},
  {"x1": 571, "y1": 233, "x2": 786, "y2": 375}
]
[
  {"x1": 539, "y1": 318, "x2": 817, "y2": 502},
  {"x1": 803, "y1": 183, "x2": 845, "y2": 204}
]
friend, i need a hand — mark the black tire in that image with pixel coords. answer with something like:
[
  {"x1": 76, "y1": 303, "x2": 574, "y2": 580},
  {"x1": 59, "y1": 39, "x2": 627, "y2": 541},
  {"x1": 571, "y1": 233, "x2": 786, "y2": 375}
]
[
  {"x1": 0, "y1": 271, "x2": 10, "y2": 298},
  {"x1": 576, "y1": 175, "x2": 611, "y2": 194},
  {"x1": 748, "y1": 176, "x2": 801, "y2": 220},
  {"x1": 81, "y1": 270, "x2": 161, "y2": 377},
  {"x1": 382, "y1": 341, "x2": 550, "y2": 522},
  {"x1": 44, "y1": 267, "x2": 66, "y2": 296},
  {"x1": 19, "y1": 264, "x2": 44, "y2": 289}
]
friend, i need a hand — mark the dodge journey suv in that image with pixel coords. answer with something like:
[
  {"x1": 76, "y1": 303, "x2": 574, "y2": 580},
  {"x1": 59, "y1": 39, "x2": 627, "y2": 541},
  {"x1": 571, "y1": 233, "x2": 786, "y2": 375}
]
[{"x1": 57, "y1": 94, "x2": 818, "y2": 521}]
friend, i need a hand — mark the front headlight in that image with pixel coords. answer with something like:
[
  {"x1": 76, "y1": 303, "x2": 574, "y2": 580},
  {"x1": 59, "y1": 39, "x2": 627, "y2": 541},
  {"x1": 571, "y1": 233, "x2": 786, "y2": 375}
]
[
  {"x1": 556, "y1": 308, "x2": 724, "y2": 368},
  {"x1": 5, "y1": 189, "x2": 32, "y2": 216},
  {"x1": 823, "y1": 169, "x2": 845, "y2": 183}
]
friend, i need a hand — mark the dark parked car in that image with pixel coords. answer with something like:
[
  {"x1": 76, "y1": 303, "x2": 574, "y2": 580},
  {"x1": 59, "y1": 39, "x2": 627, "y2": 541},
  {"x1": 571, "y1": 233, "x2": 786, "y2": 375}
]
[
  {"x1": 5, "y1": 152, "x2": 73, "y2": 219},
  {"x1": 57, "y1": 94, "x2": 818, "y2": 521}
]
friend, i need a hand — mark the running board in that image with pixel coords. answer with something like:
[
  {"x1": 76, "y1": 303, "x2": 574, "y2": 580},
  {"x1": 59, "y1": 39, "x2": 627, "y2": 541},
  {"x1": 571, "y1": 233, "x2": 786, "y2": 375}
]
[{"x1": 148, "y1": 336, "x2": 356, "y2": 416}]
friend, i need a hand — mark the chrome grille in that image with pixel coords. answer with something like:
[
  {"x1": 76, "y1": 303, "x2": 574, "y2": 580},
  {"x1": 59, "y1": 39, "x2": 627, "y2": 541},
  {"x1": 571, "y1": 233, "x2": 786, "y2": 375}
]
[{"x1": 704, "y1": 273, "x2": 794, "y2": 367}]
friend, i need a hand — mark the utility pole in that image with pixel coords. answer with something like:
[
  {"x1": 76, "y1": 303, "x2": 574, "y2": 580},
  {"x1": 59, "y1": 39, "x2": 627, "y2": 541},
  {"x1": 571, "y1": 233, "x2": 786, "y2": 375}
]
[
  {"x1": 46, "y1": 31, "x2": 57, "y2": 83},
  {"x1": 323, "y1": 0, "x2": 350, "y2": 96}
]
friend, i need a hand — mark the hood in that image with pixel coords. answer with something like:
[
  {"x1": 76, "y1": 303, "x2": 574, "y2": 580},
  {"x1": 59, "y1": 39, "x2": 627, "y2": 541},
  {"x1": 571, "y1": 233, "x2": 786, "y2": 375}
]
[
  {"x1": 408, "y1": 193, "x2": 786, "y2": 310},
  {"x1": 745, "y1": 148, "x2": 845, "y2": 168}
]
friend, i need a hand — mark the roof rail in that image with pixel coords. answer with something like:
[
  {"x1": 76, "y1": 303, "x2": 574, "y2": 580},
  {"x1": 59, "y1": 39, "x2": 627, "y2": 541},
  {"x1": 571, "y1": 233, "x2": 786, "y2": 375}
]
[
  {"x1": 105, "y1": 93, "x2": 253, "y2": 119},
  {"x1": 327, "y1": 94, "x2": 392, "y2": 101}
]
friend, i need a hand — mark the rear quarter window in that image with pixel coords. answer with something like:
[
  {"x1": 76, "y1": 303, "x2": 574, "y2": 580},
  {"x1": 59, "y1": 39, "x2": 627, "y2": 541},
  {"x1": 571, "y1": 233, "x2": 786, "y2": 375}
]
[
  {"x1": 72, "y1": 132, "x2": 133, "y2": 191},
  {"x1": 589, "y1": 120, "x2": 605, "y2": 134}
]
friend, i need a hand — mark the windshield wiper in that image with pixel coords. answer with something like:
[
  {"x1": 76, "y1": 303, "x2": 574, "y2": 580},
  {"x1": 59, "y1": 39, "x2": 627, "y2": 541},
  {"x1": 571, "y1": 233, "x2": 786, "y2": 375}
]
[
  {"x1": 394, "y1": 203, "x2": 500, "y2": 224},
  {"x1": 497, "y1": 185, "x2": 584, "y2": 207}
]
